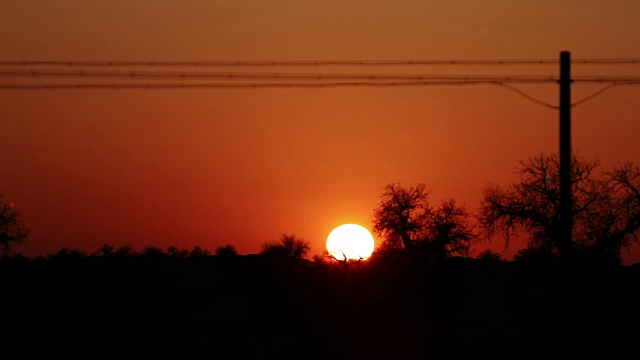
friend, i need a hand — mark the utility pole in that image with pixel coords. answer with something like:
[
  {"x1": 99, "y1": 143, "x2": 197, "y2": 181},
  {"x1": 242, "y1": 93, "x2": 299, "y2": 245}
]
[{"x1": 559, "y1": 51, "x2": 572, "y2": 260}]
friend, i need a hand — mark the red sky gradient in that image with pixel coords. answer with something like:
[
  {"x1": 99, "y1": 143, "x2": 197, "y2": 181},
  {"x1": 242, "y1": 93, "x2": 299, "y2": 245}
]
[{"x1": 1, "y1": 1, "x2": 640, "y2": 263}]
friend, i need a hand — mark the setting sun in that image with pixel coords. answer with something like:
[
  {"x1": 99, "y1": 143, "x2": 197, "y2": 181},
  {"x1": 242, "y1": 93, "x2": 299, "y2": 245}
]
[{"x1": 326, "y1": 224, "x2": 375, "y2": 260}]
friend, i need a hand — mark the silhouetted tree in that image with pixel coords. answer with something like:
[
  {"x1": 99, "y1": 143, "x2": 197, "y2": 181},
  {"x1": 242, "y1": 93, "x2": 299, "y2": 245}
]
[
  {"x1": 479, "y1": 152, "x2": 640, "y2": 265},
  {"x1": 48, "y1": 248, "x2": 87, "y2": 259},
  {"x1": 190, "y1": 245, "x2": 210, "y2": 257},
  {"x1": 167, "y1": 246, "x2": 189, "y2": 258},
  {"x1": 581, "y1": 162, "x2": 640, "y2": 263},
  {"x1": 312, "y1": 253, "x2": 329, "y2": 266},
  {"x1": 323, "y1": 249, "x2": 363, "y2": 276},
  {"x1": 261, "y1": 234, "x2": 310, "y2": 260},
  {"x1": 214, "y1": 244, "x2": 237, "y2": 257},
  {"x1": 372, "y1": 183, "x2": 429, "y2": 251},
  {"x1": 93, "y1": 243, "x2": 115, "y2": 256},
  {"x1": 426, "y1": 199, "x2": 477, "y2": 257},
  {"x1": 476, "y1": 249, "x2": 505, "y2": 262},
  {"x1": 513, "y1": 246, "x2": 559, "y2": 264},
  {"x1": 142, "y1": 245, "x2": 165, "y2": 258},
  {"x1": 114, "y1": 245, "x2": 136, "y2": 257},
  {"x1": 0, "y1": 195, "x2": 29, "y2": 255},
  {"x1": 368, "y1": 239, "x2": 404, "y2": 263},
  {"x1": 372, "y1": 183, "x2": 476, "y2": 258}
]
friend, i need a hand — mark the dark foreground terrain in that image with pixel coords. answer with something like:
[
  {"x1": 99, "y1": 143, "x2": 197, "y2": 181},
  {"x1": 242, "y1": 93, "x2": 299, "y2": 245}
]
[{"x1": 2, "y1": 254, "x2": 639, "y2": 359}]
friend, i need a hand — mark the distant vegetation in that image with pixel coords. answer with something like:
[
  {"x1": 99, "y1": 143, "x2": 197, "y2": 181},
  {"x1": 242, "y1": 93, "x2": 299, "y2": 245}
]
[
  {"x1": 2, "y1": 151, "x2": 640, "y2": 267},
  {"x1": 2, "y1": 235, "x2": 639, "y2": 358},
  {"x1": 2, "y1": 150, "x2": 640, "y2": 358},
  {"x1": 260, "y1": 234, "x2": 310, "y2": 261},
  {"x1": 0, "y1": 194, "x2": 29, "y2": 256}
]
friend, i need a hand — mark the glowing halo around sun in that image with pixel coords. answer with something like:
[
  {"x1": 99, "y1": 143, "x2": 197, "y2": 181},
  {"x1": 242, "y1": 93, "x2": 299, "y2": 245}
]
[{"x1": 326, "y1": 224, "x2": 375, "y2": 261}]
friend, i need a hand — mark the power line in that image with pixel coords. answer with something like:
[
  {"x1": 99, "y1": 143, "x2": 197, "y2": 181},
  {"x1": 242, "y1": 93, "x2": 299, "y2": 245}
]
[
  {"x1": 0, "y1": 81, "x2": 534, "y2": 89},
  {"x1": 0, "y1": 69, "x2": 560, "y2": 83},
  {"x1": 2, "y1": 59, "x2": 640, "y2": 109},
  {"x1": 4, "y1": 69, "x2": 640, "y2": 83},
  {"x1": 2, "y1": 59, "x2": 640, "y2": 67},
  {"x1": 4, "y1": 80, "x2": 638, "y2": 109},
  {"x1": 573, "y1": 76, "x2": 640, "y2": 83},
  {"x1": 495, "y1": 83, "x2": 558, "y2": 109}
]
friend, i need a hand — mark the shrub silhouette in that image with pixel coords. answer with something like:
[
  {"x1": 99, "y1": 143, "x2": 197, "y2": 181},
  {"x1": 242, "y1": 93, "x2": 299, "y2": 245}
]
[
  {"x1": 190, "y1": 245, "x2": 210, "y2": 257},
  {"x1": 476, "y1": 249, "x2": 505, "y2": 262},
  {"x1": 214, "y1": 244, "x2": 238, "y2": 257},
  {"x1": 0, "y1": 194, "x2": 29, "y2": 255},
  {"x1": 261, "y1": 234, "x2": 310, "y2": 260}
]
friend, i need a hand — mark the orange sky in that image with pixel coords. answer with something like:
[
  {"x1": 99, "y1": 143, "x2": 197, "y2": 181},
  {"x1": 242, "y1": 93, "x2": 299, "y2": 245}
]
[{"x1": 1, "y1": 1, "x2": 640, "y2": 263}]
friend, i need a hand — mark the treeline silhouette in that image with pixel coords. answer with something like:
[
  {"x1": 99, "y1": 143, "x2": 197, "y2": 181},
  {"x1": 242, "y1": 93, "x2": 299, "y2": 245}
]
[
  {"x1": 2, "y1": 244, "x2": 640, "y2": 359},
  {"x1": 2, "y1": 151, "x2": 640, "y2": 358}
]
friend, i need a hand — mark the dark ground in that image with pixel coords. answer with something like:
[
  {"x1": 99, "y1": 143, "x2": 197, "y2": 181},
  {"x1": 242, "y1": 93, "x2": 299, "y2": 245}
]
[{"x1": 2, "y1": 254, "x2": 639, "y2": 359}]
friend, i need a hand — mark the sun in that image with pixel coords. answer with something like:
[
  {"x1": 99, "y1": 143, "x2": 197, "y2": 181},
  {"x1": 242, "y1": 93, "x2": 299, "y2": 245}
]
[{"x1": 326, "y1": 224, "x2": 375, "y2": 261}]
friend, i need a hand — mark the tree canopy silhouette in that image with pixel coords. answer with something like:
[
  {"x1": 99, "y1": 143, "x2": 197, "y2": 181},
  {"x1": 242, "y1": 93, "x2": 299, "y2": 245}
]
[
  {"x1": 261, "y1": 234, "x2": 310, "y2": 260},
  {"x1": 214, "y1": 244, "x2": 237, "y2": 257},
  {"x1": 372, "y1": 183, "x2": 476, "y2": 258},
  {"x1": 479, "y1": 152, "x2": 640, "y2": 264},
  {"x1": 0, "y1": 195, "x2": 28, "y2": 255}
]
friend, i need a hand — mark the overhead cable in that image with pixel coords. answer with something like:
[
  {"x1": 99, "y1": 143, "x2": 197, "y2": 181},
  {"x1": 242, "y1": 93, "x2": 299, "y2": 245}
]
[
  {"x1": 0, "y1": 69, "x2": 560, "y2": 83},
  {"x1": 1, "y1": 59, "x2": 640, "y2": 67}
]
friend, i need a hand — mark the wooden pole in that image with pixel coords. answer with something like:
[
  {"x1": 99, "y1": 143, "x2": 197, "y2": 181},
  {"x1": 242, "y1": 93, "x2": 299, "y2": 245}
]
[{"x1": 559, "y1": 50, "x2": 573, "y2": 260}]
